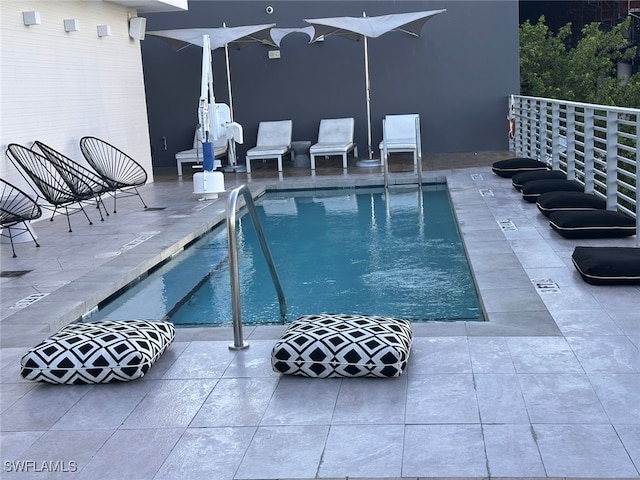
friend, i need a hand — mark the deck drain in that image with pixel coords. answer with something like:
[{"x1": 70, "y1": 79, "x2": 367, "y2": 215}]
[
  {"x1": 471, "y1": 173, "x2": 484, "y2": 181},
  {"x1": 479, "y1": 188, "x2": 494, "y2": 197},
  {"x1": 497, "y1": 219, "x2": 518, "y2": 231},
  {"x1": 144, "y1": 207, "x2": 166, "y2": 211},
  {"x1": 9, "y1": 293, "x2": 49, "y2": 309},
  {"x1": 0, "y1": 270, "x2": 32, "y2": 278},
  {"x1": 532, "y1": 278, "x2": 560, "y2": 293}
]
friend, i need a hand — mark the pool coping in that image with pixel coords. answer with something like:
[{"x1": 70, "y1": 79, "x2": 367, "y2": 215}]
[{"x1": 0, "y1": 168, "x2": 559, "y2": 349}]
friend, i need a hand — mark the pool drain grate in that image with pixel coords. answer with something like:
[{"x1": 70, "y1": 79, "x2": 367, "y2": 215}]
[{"x1": 532, "y1": 278, "x2": 560, "y2": 293}]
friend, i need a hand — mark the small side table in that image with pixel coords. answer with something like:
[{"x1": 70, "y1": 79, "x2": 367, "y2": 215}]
[{"x1": 291, "y1": 141, "x2": 311, "y2": 168}]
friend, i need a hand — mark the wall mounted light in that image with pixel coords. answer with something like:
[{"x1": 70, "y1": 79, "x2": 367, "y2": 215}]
[
  {"x1": 129, "y1": 17, "x2": 146, "y2": 40},
  {"x1": 97, "y1": 25, "x2": 112, "y2": 37},
  {"x1": 64, "y1": 19, "x2": 80, "y2": 32},
  {"x1": 22, "y1": 11, "x2": 41, "y2": 26}
]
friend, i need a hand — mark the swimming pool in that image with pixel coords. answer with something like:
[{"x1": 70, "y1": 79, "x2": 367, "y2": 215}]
[{"x1": 87, "y1": 185, "x2": 484, "y2": 326}]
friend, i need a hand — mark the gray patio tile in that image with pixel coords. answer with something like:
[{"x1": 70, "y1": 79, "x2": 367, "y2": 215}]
[
  {"x1": 535, "y1": 285, "x2": 604, "y2": 313},
  {"x1": 319, "y1": 424, "x2": 404, "y2": 478},
  {"x1": 260, "y1": 376, "x2": 341, "y2": 425},
  {"x1": 534, "y1": 423, "x2": 639, "y2": 477},
  {"x1": 77, "y1": 428, "x2": 183, "y2": 480},
  {"x1": 506, "y1": 336, "x2": 584, "y2": 373},
  {"x1": 518, "y1": 373, "x2": 609, "y2": 424},
  {"x1": 567, "y1": 336, "x2": 640, "y2": 373},
  {"x1": 484, "y1": 424, "x2": 545, "y2": 477},
  {"x1": 405, "y1": 374, "x2": 479, "y2": 424},
  {"x1": 480, "y1": 287, "x2": 547, "y2": 314},
  {"x1": 467, "y1": 311, "x2": 561, "y2": 337},
  {"x1": 475, "y1": 374, "x2": 529, "y2": 423},
  {"x1": 222, "y1": 339, "x2": 280, "y2": 378},
  {"x1": 551, "y1": 308, "x2": 624, "y2": 335},
  {"x1": 0, "y1": 431, "x2": 44, "y2": 462},
  {"x1": 4, "y1": 429, "x2": 113, "y2": 478},
  {"x1": 51, "y1": 381, "x2": 155, "y2": 430},
  {"x1": 590, "y1": 374, "x2": 640, "y2": 424},
  {"x1": 0, "y1": 383, "x2": 91, "y2": 432},
  {"x1": 408, "y1": 337, "x2": 471, "y2": 373},
  {"x1": 402, "y1": 424, "x2": 487, "y2": 477},
  {"x1": 610, "y1": 309, "x2": 640, "y2": 337},
  {"x1": 154, "y1": 426, "x2": 255, "y2": 480},
  {"x1": 0, "y1": 381, "x2": 36, "y2": 414},
  {"x1": 615, "y1": 424, "x2": 640, "y2": 469},
  {"x1": 161, "y1": 341, "x2": 236, "y2": 379},
  {"x1": 141, "y1": 341, "x2": 188, "y2": 380},
  {"x1": 121, "y1": 379, "x2": 216, "y2": 429},
  {"x1": 510, "y1": 238, "x2": 567, "y2": 268},
  {"x1": 190, "y1": 377, "x2": 280, "y2": 427},
  {"x1": 235, "y1": 425, "x2": 329, "y2": 479},
  {"x1": 468, "y1": 337, "x2": 516, "y2": 373},
  {"x1": 331, "y1": 375, "x2": 407, "y2": 424}
]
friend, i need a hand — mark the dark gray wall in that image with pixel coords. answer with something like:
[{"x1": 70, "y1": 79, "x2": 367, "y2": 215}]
[{"x1": 142, "y1": 0, "x2": 520, "y2": 168}]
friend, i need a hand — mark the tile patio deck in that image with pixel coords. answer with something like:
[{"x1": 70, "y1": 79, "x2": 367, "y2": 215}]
[{"x1": 1, "y1": 152, "x2": 638, "y2": 479}]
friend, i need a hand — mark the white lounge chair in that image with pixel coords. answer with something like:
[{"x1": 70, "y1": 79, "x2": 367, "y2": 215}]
[
  {"x1": 245, "y1": 120, "x2": 293, "y2": 173},
  {"x1": 310, "y1": 118, "x2": 358, "y2": 170},
  {"x1": 379, "y1": 114, "x2": 421, "y2": 166}
]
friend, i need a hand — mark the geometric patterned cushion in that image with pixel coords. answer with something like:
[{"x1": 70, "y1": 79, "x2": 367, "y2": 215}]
[
  {"x1": 20, "y1": 320, "x2": 175, "y2": 384},
  {"x1": 271, "y1": 314, "x2": 412, "y2": 378},
  {"x1": 491, "y1": 157, "x2": 549, "y2": 178}
]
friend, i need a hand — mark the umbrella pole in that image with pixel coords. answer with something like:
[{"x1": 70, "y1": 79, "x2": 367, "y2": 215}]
[{"x1": 364, "y1": 33, "x2": 373, "y2": 160}]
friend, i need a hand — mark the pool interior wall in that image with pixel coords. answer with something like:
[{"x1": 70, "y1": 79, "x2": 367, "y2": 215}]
[{"x1": 87, "y1": 184, "x2": 485, "y2": 326}]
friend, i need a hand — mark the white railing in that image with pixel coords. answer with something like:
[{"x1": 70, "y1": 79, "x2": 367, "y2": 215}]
[{"x1": 509, "y1": 94, "x2": 638, "y2": 242}]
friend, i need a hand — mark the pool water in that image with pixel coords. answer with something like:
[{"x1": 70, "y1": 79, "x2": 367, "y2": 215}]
[{"x1": 88, "y1": 186, "x2": 484, "y2": 326}]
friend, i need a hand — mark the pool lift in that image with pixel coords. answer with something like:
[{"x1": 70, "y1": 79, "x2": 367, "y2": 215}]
[{"x1": 193, "y1": 34, "x2": 230, "y2": 200}]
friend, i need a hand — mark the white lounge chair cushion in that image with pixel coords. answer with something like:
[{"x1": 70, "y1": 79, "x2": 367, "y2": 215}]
[
  {"x1": 310, "y1": 118, "x2": 355, "y2": 155},
  {"x1": 246, "y1": 145, "x2": 290, "y2": 157},
  {"x1": 271, "y1": 314, "x2": 412, "y2": 378},
  {"x1": 20, "y1": 320, "x2": 175, "y2": 384},
  {"x1": 379, "y1": 114, "x2": 419, "y2": 148}
]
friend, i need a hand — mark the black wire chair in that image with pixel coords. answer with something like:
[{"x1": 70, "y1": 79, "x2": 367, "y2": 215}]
[
  {"x1": 6, "y1": 144, "x2": 95, "y2": 232},
  {"x1": 0, "y1": 178, "x2": 42, "y2": 257},
  {"x1": 79, "y1": 136, "x2": 148, "y2": 213},
  {"x1": 34, "y1": 141, "x2": 109, "y2": 221}
]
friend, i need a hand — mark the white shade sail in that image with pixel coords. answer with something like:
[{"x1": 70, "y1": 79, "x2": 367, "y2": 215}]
[{"x1": 304, "y1": 10, "x2": 446, "y2": 161}]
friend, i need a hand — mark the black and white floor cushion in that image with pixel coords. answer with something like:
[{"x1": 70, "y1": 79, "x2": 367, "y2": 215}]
[
  {"x1": 536, "y1": 191, "x2": 607, "y2": 217},
  {"x1": 511, "y1": 169, "x2": 567, "y2": 191},
  {"x1": 521, "y1": 179, "x2": 584, "y2": 203},
  {"x1": 572, "y1": 246, "x2": 640, "y2": 285},
  {"x1": 491, "y1": 158, "x2": 549, "y2": 178},
  {"x1": 20, "y1": 320, "x2": 175, "y2": 384},
  {"x1": 549, "y1": 210, "x2": 637, "y2": 239},
  {"x1": 271, "y1": 314, "x2": 413, "y2": 378}
]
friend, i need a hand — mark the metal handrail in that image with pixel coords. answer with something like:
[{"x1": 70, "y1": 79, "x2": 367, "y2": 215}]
[{"x1": 226, "y1": 185, "x2": 287, "y2": 350}]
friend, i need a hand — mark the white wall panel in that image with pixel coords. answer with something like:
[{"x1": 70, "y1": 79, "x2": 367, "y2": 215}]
[{"x1": 1, "y1": 0, "x2": 153, "y2": 189}]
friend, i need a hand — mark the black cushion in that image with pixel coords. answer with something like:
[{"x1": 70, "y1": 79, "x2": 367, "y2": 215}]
[
  {"x1": 521, "y1": 179, "x2": 583, "y2": 203},
  {"x1": 572, "y1": 246, "x2": 640, "y2": 285},
  {"x1": 536, "y1": 191, "x2": 607, "y2": 217},
  {"x1": 549, "y1": 210, "x2": 636, "y2": 239},
  {"x1": 491, "y1": 158, "x2": 549, "y2": 178},
  {"x1": 512, "y1": 170, "x2": 567, "y2": 191}
]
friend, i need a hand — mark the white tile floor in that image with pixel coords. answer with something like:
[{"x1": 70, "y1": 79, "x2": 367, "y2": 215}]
[{"x1": 1, "y1": 158, "x2": 639, "y2": 479}]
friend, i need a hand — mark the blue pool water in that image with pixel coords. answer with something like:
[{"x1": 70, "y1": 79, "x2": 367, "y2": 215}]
[{"x1": 89, "y1": 186, "x2": 484, "y2": 326}]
